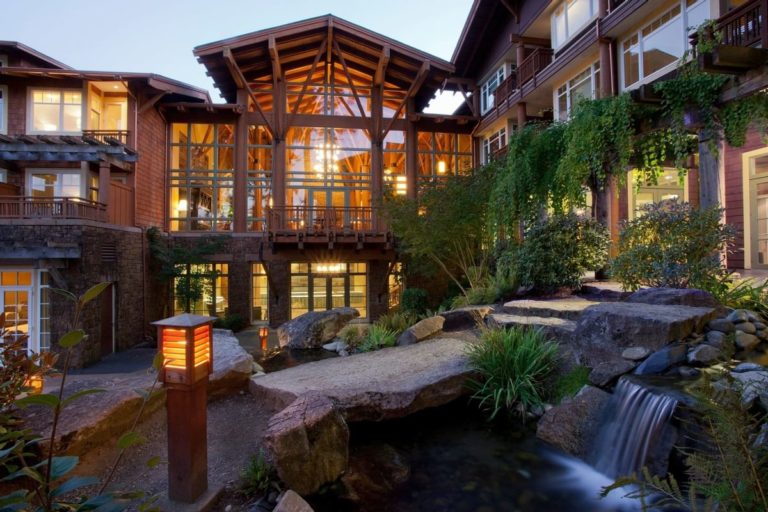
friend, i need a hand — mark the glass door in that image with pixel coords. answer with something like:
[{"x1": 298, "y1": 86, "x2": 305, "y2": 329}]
[
  {"x1": 312, "y1": 277, "x2": 328, "y2": 311},
  {"x1": 750, "y1": 155, "x2": 768, "y2": 268}
]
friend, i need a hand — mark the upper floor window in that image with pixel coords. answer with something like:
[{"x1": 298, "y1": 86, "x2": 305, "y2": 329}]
[
  {"x1": 482, "y1": 127, "x2": 507, "y2": 164},
  {"x1": 621, "y1": 0, "x2": 709, "y2": 90},
  {"x1": 417, "y1": 132, "x2": 473, "y2": 183},
  {"x1": 480, "y1": 66, "x2": 505, "y2": 115},
  {"x1": 0, "y1": 55, "x2": 7, "y2": 67},
  {"x1": 0, "y1": 85, "x2": 7, "y2": 134},
  {"x1": 555, "y1": 61, "x2": 601, "y2": 121},
  {"x1": 552, "y1": 0, "x2": 599, "y2": 50},
  {"x1": 28, "y1": 89, "x2": 82, "y2": 134}
]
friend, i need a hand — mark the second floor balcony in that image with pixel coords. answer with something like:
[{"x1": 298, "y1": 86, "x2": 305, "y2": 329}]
[{"x1": 266, "y1": 206, "x2": 391, "y2": 248}]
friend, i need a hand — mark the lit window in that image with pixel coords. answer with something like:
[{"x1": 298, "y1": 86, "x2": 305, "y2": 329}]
[
  {"x1": 173, "y1": 263, "x2": 229, "y2": 317},
  {"x1": 28, "y1": 171, "x2": 83, "y2": 198},
  {"x1": 480, "y1": 66, "x2": 505, "y2": 114},
  {"x1": 29, "y1": 89, "x2": 82, "y2": 133},
  {"x1": 417, "y1": 132, "x2": 473, "y2": 185},
  {"x1": 555, "y1": 61, "x2": 601, "y2": 120},
  {"x1": 551, "y1": 0, "x2": 599, "y2": 49},
  {"x1": 621, "y1": 0, "x2": 709, "y2": 90},
  {"x1": 252, "y1": 263, "x2": 269, "y2": 323}
]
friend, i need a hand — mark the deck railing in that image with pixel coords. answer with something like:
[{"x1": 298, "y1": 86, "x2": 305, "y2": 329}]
[
  {"x1": 0, "y1": 196, "x2": 107, "y2": 222},
  {"x1": 518, "y1": 48, "x2": 554, "y2": 87},
  {"x1": 494, "y1": 72, "x2": 518, "y2": 105},
  {"x1": 718, "y1": 0, "x2": 765, "y2": 48},
  {"x1": 81, "y1": 130, "x2": 130, "y2": 145},
  {"x1": 266, "y1": 206, "x2": 386, "y2": 235}
]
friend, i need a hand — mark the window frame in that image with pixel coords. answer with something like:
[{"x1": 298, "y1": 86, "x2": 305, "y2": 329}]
[
  {"x1": 554, "y1": 61, "x2": 601, "y2": 120},
  {"x1": 25, "y1": 167, "x2": 90, "y2": 199},
  {"x1": 26, "y1": 87, "x2": 85, "y2": 135},
  {"x1": 482, "y1": 127, "x2": 507, "y2": 164},
  {"x1": 480, "y1": 65, "x2": 506, "y2": 115},
  {"x1": 619, "y1": 0, "x2": 710, "y2": 91},
  {"x1": 0, "y1": 84, "x2": 7, "y2": 134},
  {"x1": 551, "y1": 0, "x2": 600, "y2": 50}
]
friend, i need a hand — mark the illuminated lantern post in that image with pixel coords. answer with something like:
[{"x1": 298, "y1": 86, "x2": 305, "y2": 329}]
[
  {"x1": 152, "y1": 313, "x2": 216, "y2": 503},
  {"x1": 259, "y1": 326, "x2": 269, "y2": 352}
]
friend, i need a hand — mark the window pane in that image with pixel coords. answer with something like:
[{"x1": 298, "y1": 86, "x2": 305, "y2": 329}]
[
  {"x1": 567, "y1": 0, "x2": 592, "y2": 36},
  {"x1": 642, "y1": 14, "x2": 683, "y2": 77},
  {"x1": 62, "y1": 104, "x2": 81, "y2": 132},
  {"x1": 623, "y1": 36, "x2": 640, "y2": 87},
  {"x1": 33, "y1": 104, "x2": 60, "y2": 131}
]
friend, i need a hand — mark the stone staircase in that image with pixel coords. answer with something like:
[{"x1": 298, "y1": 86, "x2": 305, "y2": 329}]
[{"x1": 486, "y1": 297, "x2": 599, "y2": 339}]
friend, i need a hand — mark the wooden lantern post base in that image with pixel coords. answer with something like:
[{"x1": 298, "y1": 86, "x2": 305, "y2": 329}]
[{"x1": 166, "y1": 379, "x2": 208, "y2": 503}]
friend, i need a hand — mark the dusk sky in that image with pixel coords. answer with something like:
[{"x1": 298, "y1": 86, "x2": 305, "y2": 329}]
[{"x1": 3, "y1": 0, "x2": 473, "y2": 111}]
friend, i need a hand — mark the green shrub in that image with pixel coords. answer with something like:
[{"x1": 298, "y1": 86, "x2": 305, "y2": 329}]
[
  {"x1": 549, "y1": 365, "x2": 590, "y2": 404},
  {"x1": 240, "y1": 450, "x2": 276, "y2": 496},
  {"x1": 401, "y1": 288, "x2": 429, "y2": 315},
  {"x1": 711, "y1": 276, "x2": 768, "y2": 318},
  {"x1": 612, "y1": 200, "x2": 735, "y2": 292},
  {"x1": 467, "y1": 327, "x2": 559, "y2": 419},
  {"x1": 339, "y1": 325, "x2": 366, "y2": 349},
  {"x1": 358, "y1": 325, "x2": 398, "y2": 352},
  {"x1": 508, "y1": 213, "x2": 609, "y2": 293},
  {"x1": 213, "y1": 312, "x2": 247, "y2": 332},
  {"x1": 374, "y1": 311, "x2": 417, "y2": 335}
]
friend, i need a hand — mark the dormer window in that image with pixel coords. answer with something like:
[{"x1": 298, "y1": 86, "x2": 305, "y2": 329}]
[
  {"x1": 480, "y1": 66, "x2": 505, "y2": 115},
  {"x1": 552, "y1": 0, "x2": 599, "y2": 50}
]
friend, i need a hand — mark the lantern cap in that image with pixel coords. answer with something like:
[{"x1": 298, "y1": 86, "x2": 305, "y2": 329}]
[{"x1": 152, "y1": 313, "x2": 217, "y2": 328}]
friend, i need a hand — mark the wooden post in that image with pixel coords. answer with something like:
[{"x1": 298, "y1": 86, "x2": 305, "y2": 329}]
[
  {"x1": 98, "y1": 161, "x2": 110, "y2": 206},
  {"x1": 273, "y1": 80, "x2": 287, "y2": 209},
  {"x1": 405, "y1": 98, "x2": 417, "y2": 200},
  {"x1": 371, "y1": 86, "x2": 383, "y2": 205},
  {"x1": 166, "y1": 381, "x2": 208, "y2": 502},
  {"x1": 234, "y1": 89, "x2": 248, "y2": 233},
  {"x1": 599, "y1": 38, "x2": 614, "y2": 97},
  {"x1": 516, "y1": 102, "x2": 527, "y2": 128},
  {"x1": 698, "y1": 129, "x2": 722, "y2": 210}
]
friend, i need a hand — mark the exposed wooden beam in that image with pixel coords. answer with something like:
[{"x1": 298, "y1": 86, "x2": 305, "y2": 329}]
[
  {"x1": 138, "y1": 92, "x2": 169, "y2": 115},
  {"x1": 332, "y1": 38, "x2": 370, "y2": 134},
  {"x1": 287, "y1": 37, "x2": 328, "y2": 126},
  {"x1": 223, "y1": 46, "x2": 275, "y2": 137},
  {"x1": 268, "y1": 36, "x2": 283, "y2": 83},
  {"x1": 500, "y1": 0, "x2": 518, "y2": 20},
  {"x1": 381, "y1": 61, "x2": 429, "y2": 139},
  {"x1": 457, "y1": 84, "x2": 478, "y2": 117},
  {"x1": 374, "y1": 45, "x2": 390, "y2": 86}
]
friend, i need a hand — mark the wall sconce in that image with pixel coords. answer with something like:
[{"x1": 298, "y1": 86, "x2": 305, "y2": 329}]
[
  {"x1": 152, "y1": 313, "x2": 216, "y2": 503},
  {"x1": 259, "y1": 326, "x2": 269, "y2": 352}
]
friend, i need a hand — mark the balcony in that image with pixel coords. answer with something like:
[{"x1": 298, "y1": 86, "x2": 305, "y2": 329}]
[
  {"x1": 692, "y1": 0, "x2": 768, "y2": 74},
  {"x1": 518, "y1": 48, "x2": 554, "y2": 87},
  {"x1": 81, "y1": 130, "x2": 130, "y2": 146},
  {"x1": 266, "y1": 206, "x2": 391, "y2": 248},
  {"x1": 0, "y1": 196, "x2": 107, "y2": 222}
]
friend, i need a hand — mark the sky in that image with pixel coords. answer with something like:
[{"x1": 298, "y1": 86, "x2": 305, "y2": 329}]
[{"x1": 2, "y1": 0, "x2": 473, "y2": 112}]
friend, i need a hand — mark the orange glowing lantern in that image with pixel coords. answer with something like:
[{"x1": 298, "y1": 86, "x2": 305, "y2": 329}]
[
  {"x1": 152, "y1": 314, "x2": 215, "y2": 386},
  {"x1": 259, "y1": 326, "x2": 269, "y2": 351},
  {"x1": 25, "y1": 374, "x2": 44, "y2": 395}
]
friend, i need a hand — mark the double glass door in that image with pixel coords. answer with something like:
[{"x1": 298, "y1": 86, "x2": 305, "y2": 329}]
[{"x1": 312, "y1": 275, "x2": 346, "y2": 311}]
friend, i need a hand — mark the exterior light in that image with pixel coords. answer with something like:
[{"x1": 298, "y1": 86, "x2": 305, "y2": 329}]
[
  {"x1": 259, "y1": 326, "x2": 269, "y2": 351},
  {"x1": 177, "y1": 199, "x2": 188, "y2": 212},
  {"x1": 152, "y1": 313, "x2": 216, "y2": 503},
  {"x1": 25, "y1": 374, "x2": 44, "y2": 395},
  {"x1": 437, "y1": 160, "x2": 447, "y2": 174},
  {"x1": 395, "y1": 176, "x2": 407, "y2": 195}
]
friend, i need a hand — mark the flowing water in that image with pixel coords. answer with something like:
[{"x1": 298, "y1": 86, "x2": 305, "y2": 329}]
[{"x1": 590, "y1": 377, "x2": 679, "y2": 478}]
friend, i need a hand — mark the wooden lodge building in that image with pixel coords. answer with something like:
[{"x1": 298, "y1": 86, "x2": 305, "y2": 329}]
[{"x1": 1, "y1": 1, "x2": 767, "y2": 365}]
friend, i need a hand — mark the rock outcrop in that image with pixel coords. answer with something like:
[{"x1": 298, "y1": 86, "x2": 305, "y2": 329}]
[
  {"x1": 273, "y1": 490, "x2": 316, "y2": 512},
  {"x1": 537, "y1": 385, "x2": 611, "y2": 458},
  {"x1": 210, "y1": 329, "x2": 254, "y2": 397},
  {"x1": 264, "y1": 393, "x2": 349, "y2": 496},
  {"x1": 441, "y1": 306, "x2": 492, "y2": 330},
  {"x1": 625, "y1": 287, "x2": 720, "y2": 309},
  {"x1": 396, "y1": 315, "x2": 444, "y2": 346},
  {"x1": 277, "y1": 308, "x2": 360, "y2": 349}
]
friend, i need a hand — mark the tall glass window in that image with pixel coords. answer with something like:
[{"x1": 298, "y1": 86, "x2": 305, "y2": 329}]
[
  {"x1": 251, "y1": 263, "x2": 269, "y2": 322},
  {"x1": 173, "y1": 263, "x2": 229, "y2": 317},
  {"x1": 289, "y1": 262, "x2": 367, "y2": 319},
  {"x1": 418, "y1": 132, "x2": 473, "y2": 184},
  {"x1": 248, "y1": 125, "x2": 273, "y2": 231},
  {"x1": 169, "y1": 123, "x2": 234, "y2": 232},
  {"x1": 551, "y1": 0, "x2": 599, "y2": 49},
  {"x1": 29, "y1": 89, "x2": 82, "y2": 133},
  {"x1": 555, "y1": 61, "x2": 601, "y2": 120},
  {"x1": 482, "y1": 128, "x2": 507, "y2": 164},
  {"x1": 480, "y1": 66, "x2": 505, "y2": 114},
  {"x1": 383, "y1": 130, "x2": 406, "y2": 196}
]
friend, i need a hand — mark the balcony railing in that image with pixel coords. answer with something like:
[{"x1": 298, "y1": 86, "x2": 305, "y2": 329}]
[
  {"x1": 494, "y1": 72, "x2": 518, "y2": 105},
  {"x1": 0, "y1": 197, "x2": 107, "y2": 222},
  {"x1": 718, "y1": 0, "x2": 765, "y2": 48},
  {"x1": 518, "y1": 48, "x2": 554, "y2": 87},
  {"x1": 81, "y1": 130, "x2": 130, "y2": 145},
  {"x1": 266, "y1": 206, "x2": 387, "y2": 237}
]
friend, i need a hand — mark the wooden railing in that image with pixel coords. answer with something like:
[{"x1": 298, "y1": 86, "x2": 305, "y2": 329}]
[
  {"x1": 0, "y1": 196, "x2": 107, "y2": 222},
  {"x1": 518, "y1": 48, "x2": 554, "y2": 86},
  {"x1": 266, "y1": 206, "x2": 386, "y2": 234},
  {"x1": 494, "y1": 72, "x2": 518, "y2": 105},
  {"x1": 717, "y1": 0, "x2": 766, "y2": 48},
  {"x1": 82, "y1": 130, "x2": 130, "y2": 145}
]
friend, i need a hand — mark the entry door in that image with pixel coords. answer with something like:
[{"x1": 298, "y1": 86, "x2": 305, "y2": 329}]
[
  {"x1": 310, "y1": 276, "x2": 347, "y2": 312},
  {"x1": 752, "y1": 179, "x2": 768, "y2": 267},
  {"x1": 308, "y1": 189, "x2": 349, "y2": 229}
]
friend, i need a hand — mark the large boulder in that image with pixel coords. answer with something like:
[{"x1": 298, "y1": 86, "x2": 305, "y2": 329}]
[
  {"x1": 441, "y1": 306, "x2": 492, "y2": 330},
  {"x1": 251, "y1": 337, "x2": 472, "y2": 421},
  {"x1": 273, "y1": 490, "x2": 315, "y2": 512},
  {"x1": 537, "y1": 385, "x2": 611, "y2": 458},
  {"x1": 730, "y1": 369, "x2": 768, "y2": 408},
  {"x1": 625, "y1": 287, "x2": 720, "y2": 309},
  {"x1": 341, "y1": 443, "x2": 410, "y2": 503},
  {"x1": 575, "y1": 302, "x2": 716, "y2": 355},
  {"x1": 210, "y1": 329, "x2": 254, "y2": 397},
  {"x1": 278, "y1": 308, "x2": 360, "y2": 349},
  {"x1": 634, "y1": 344, "x2": 688, "y2": 375},
  {"x1": 264, "y1": 393, "x2": 349, "y2": 496},
  {"x1": 396, "y1": 316, "x2": 444, "y2": 346}
]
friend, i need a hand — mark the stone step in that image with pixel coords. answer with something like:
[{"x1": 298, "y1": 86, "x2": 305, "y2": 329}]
[
  {"x1": 503, "y1": 297, "x2": 599, "y2": 321},
  {"x1": 486, "y1": 313, "x2": 577, "y2": 339}
]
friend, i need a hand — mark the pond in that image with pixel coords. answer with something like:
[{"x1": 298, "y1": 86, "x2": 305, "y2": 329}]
[{"x1": 309, "y1": 400, "x2": 639, "y2": 512}]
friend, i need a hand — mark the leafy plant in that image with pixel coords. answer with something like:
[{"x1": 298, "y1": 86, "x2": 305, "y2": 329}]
[
  {"x1": 373, "y1": 311, "x2": 417, "y2": 336},
  {"x1": 213, "y1": 312, "x2": 247, "y2": 332},
  {"x1": 612, "y1": 200, "x2": 735, "y2": 291},
  {"x1": 358, "y1": 325, "x2": 398, "y2": 352},
  {"x1": 710, "y1": 276, "x2": 768, "y2": 318},
  {"x1": 509, "y1": 213, "x2": 610, "y2": 293},
  {"x1": 400, "y1": 288, "x2": 429, "y2": 316},
  {"x1": 240, "y1": 450, "x2": 277, "y2": 497},
  {"x1": 549, "y1": 365, "x2": 591, "y2": 404},
  {"x1": 338, "y1": 325, "x2": 365, "y2": 349},
  {"x1": 0, "y1": 283, "x2": 161, "y2": 511},
  {"x1": 466, "y1": 327, "x2": 558, "y2": 419}
]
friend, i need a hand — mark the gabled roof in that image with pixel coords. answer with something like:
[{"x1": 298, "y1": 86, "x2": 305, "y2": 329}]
[
  {"x1": 193, "y1": 14, "x2": 455, "y2": 110},
  {"x1": 0, "y1": 67, "x2": 210, "y2": 103},
  {"x1": 451, "y1": 0, "x2": 515, "y2": 78},
  {"x1": 0, "y1": 41, "x2": 72, "y2": 70}
]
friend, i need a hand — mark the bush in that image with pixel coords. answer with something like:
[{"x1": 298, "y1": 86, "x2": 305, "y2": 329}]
[
  {"x1": 612, "y1": 200, "x2": 735, "y2": 291},
  {"x1": 401, "y1": 288, "x2": 429, "y2": 315},
  {"x1": 339, "y1": 324, "x2": 365, "y2": 349},
  {"x1": 549, "y1": 365, "x2": 590, "y2": 404},
  {"x1": 374, "y1": 310, "x2": 417, "y2": 335},
  {"x1": 508, "y1": 213, "x2": 610, "y2": 293},
  {"x1": 467, "y1": 327, "x2": 558, "y2": 419},
  {"x1": 240, "y1": 450, "x2": 276, "y2": 496},
  {"x1": 358, "y1": 325, "x2": 398, "y2": 352},
  {"x1": 213, "y1": 312, "x2": 247, "y2": 332},
  {"x1": 711, "y1": 276, "x2": 768, "y2": 318}
]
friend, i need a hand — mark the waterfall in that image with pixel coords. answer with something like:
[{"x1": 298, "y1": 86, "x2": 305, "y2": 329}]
[{"x1": 590, "y1": 377, "x2": 678, "y2": 478}]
